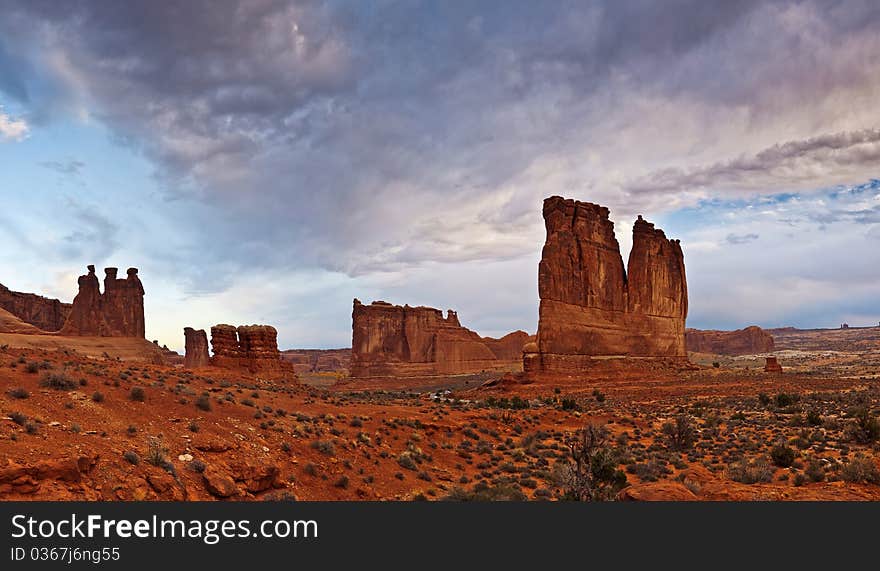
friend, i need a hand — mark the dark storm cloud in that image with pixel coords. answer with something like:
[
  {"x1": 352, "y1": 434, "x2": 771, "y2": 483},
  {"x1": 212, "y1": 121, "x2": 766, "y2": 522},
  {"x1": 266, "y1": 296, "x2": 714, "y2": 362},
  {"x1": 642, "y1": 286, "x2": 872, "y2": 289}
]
[{"x1": 2, "y1": 0, "x2": 880, "y2": 287}]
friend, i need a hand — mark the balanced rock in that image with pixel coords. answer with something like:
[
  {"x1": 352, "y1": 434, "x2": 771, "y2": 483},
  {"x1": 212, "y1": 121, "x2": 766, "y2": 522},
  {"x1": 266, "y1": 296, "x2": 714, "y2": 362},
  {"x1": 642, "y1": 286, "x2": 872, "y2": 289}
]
[
  {"x1": 527, "y1": 197, "x2": 688, "y2": 379},
  {"x1": 184, "y1": 327, "x2": 210, "y2": 368},
  {"x1": 351, "y1": 299, "x2": 530, "y2": 378},
  {"x1": 686, "y1": 326, "x2": 775, "y2": 355}
]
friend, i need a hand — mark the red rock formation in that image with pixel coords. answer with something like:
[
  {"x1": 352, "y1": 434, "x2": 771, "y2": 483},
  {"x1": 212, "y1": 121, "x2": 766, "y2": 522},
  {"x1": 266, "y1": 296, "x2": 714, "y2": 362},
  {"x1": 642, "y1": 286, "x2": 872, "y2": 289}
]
[
  {"x1": 764, "y1": 356, "x2": 783, "y2": 372},
  {"x1": 58, "y1": 265, "x2": 145, "y2": 337},
  {"x1": 209, "y1": 323, "x2": 291, "y2": 374},
  {"x1": 686, "y1": 326, "x2": 775, "y2": 355},
  {"x1": 528, "y1": 196, "x2": 688, "y2": 379},
  {"x1": 351, "y1": 299, "x2": 526, "y2": 378},
  {"x1": 184, "y1": 327, "x2": 210, "y2": 368},
  {"x1": 237, "y1": 325, "x2": 279, "y2": 360},
  {"x1": 209, "y1": 324, "x2": 240, "y2": 360},
  {"x1": 0, "y1": 283, "x2": 72, "y2": 332},
  {"x1": 59, "y1": 265, "x2": 108, "y2": 336},
  {"x1": 101, "y1": 268, "x2": 145, "y2": 337}
]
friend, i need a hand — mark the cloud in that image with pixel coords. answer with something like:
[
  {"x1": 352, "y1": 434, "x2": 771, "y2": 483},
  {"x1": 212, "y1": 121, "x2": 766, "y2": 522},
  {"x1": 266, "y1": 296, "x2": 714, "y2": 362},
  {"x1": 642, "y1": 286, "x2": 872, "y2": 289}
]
[
  {"x1": 0, "y1": 108, "x2": 28, "y2": 141},
  {"x1": 2, "y1": 1, "x2": 880, "y2": 345},
  {"x1": 40, "y1": 159, "x2": 85, "y2": 175},
  {"x1": 626, "y1": 129, "x2": 880, "y2": 197},
  {"x1": 725, "y1": 233, "x2": 759, "y2": 245}
]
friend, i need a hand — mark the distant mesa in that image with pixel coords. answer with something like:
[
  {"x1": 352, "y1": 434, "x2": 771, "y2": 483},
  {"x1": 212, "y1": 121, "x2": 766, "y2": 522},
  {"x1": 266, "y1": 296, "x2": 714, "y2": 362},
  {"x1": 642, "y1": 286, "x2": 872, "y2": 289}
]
[
  {"x1": 525, "y1": 196, "x2": 688, "y2": 380},
  {"x1": 685, "y1": 326, "x2": 775, "y2": 356},
  {"x1": 350, "y1": 299, "x2": 532, "y2": 378}
]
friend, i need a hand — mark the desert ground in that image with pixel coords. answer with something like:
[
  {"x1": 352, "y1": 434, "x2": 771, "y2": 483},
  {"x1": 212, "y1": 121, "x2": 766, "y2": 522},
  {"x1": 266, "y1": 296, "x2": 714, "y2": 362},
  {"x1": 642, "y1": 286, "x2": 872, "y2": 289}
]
[{"x1": 1, "y1": 326, "x2": 878, "y2": 501}]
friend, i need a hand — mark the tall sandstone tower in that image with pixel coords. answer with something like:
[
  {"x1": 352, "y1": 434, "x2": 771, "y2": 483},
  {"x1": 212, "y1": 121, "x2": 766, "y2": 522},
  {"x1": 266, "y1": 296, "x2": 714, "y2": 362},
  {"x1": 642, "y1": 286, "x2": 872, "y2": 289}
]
[{"x1": 525, "y1": 196, "x2": 688, "y2": 379}]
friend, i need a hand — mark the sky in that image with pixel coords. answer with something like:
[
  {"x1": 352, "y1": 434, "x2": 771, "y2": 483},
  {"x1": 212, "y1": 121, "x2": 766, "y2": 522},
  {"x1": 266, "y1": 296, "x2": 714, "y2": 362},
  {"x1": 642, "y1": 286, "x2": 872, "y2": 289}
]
[{"x1": 1, "y1": 0, "x2": 879, "y2": 352}]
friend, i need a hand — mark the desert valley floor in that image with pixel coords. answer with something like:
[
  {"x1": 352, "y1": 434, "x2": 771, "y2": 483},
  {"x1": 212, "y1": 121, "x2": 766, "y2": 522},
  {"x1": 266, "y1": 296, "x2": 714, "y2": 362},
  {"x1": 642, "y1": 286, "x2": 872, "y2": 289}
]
[{"x1": 1, "y1": 326, "x2": 878, "y2": 501}]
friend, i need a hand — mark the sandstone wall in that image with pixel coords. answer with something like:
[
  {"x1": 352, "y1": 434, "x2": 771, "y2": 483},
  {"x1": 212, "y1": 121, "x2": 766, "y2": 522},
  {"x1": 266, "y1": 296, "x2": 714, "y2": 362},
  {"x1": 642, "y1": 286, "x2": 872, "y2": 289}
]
[
  {"x1": 0, "y1": 283, "x2": 72, "y2": 332},
  {"x1": 685, "y1": 326, "x2": 774, "y2": 355},
  {"x1": 351, "y1": 299, "x2": 526, "y2": 378},
  {"x1": 528, "y1": 196, "x2": 688, "y2": 379}
]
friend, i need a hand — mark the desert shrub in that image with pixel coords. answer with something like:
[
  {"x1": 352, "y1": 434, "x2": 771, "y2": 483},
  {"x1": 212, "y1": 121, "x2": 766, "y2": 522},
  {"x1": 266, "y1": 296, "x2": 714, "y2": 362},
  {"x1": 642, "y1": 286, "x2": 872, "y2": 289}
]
[
  {"x1": 189, "y1": 459, "x2": 206, "y2": 473},
  {"x1": 70, "y1": 423, "x2": 81, "y2": 434},
  {"x1": 397, "y1": 452, "x2": 419, "y2": 471},
  {"x1": 770, "y1": 444, "x2": 796, "y2": 468},
  {"x1": 662, "y1": 415, "x2": 697, "y2": 451},
  {"x1": 349, "y1": 417, "x2": 363, "y2": 428},
  {"x1": 188, "y1": 421, "x2": 199, "y2": 432},
  {"x1": 805, "y1": 458, "x2": 825, "y2": 482},
  {"x1": 39, "y1": 370, "x2": 77, "y2": 391},
  {"x1": 25, "y1": 422, "x2": 39, "y2": 435},
  {"x1": 775, "y1": 393, "x2": 798, "y2": 408},
  {"x1": 7, "y1": 387, "x2": 29, "y2": 399},
  {"x1": 25, "y1": 361, "x2": 40, "y2": 374},
  {"x1": 553, "y1": 424, "x2": 627, "y2": 501},
  {"x1": 442, "y1": 481, "x2": 527, "y2": 501},
  {"x1": 806, "y1": 409, "x2": 822, "y2": 426},
  {"x1": 727, "y1": 457, "x2": 773, "y2": 484},
  {"x1": 303, "y1": 463, "x2": 318, "y2": 476},
  {"x1": 840, "y1": 456, "x2": 880, "y2": 484},
  {"x1": 91, "y1": 391, "x2": 105, "y2": 403},
  {"x1": 145, "y1": 437, "x2": 168, "y2": 467},
  {"x1": 560, "y1": 398, "x2": 579, "y2": 411},
  {"x1": 846, "y1": 408, "x2": 880, "y2": 444},
  {"x1": 758, "y1": 393, "x2": 771, "y2": 406},
  {"x1": 123, "y1": 451, "x2": 140, "y2": 465},
  {"x1": 10, "y1": 411, "x2": 27, "y2": 425},
  {"x1": 592, "y1": 389, "x2": 606, "y2": 403},
  {"x1": 334, "y1": 475, "x2": 349, "y2": 488},
  {"x1": 310, "y1": 439, "x2": 335, "y2": 456},
  {"x1": 195, "y1": 395, "x2": 212, "y2": 412},
  {"x1": 129, "y1": 387, "x2": 146, "y2": 402}
]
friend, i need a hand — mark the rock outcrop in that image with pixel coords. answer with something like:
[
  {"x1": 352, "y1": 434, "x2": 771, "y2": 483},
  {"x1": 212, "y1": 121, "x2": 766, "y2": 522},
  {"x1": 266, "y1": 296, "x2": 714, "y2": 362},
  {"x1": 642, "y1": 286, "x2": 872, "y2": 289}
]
[
  {"x1": 685, "y1": 326, "x2": 775, "y2": 355},
  {"x1": 58, "y1": 265, "x2": 145, "y2": 337},
  {"x1": 351, "y1": 299, "x2": 528, "y2": 378},
  {"x1": 764, "y1": 356, "x2": 783, "y2": 373},
  {"x1": 526, "y1": 196, "x2": 688, "y2": 379},
  {"x1": 0, "y1": 283, "x2": 71, "y2": 332},
  {"x1": 209, "y1": 324, "x2": 291, "y2": 374},
  {"x1": 184, "y1": 327, "x2": 210, "y2": 368}
]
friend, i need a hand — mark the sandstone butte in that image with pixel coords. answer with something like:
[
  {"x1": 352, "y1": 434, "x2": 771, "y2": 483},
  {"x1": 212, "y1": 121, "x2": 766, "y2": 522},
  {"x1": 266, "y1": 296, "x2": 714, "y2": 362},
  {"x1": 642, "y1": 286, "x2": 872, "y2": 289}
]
[
  {"x1": 524, "y1": 196, "x2": 688, "y2": 380},
  {"x1": 685, "y1": 326, "x2": 775, "y2": 356},
  {"x1": 189, "y1": 323, "x2": 294, "y2": 374},
  {"x1": 350, "y1": 299, "x2": 532, "y2": 378},
  {"x1": 59, "y1": 265, "x2": 146, "y2": 337}
]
